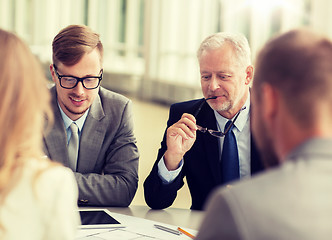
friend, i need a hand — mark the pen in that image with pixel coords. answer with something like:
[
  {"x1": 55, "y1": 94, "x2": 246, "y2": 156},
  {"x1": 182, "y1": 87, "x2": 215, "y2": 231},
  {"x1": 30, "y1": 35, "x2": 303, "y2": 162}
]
[
  {"x1": 178, "y1": 227, "x2": 196, "y2": 239},
  {"x1": 154, "y1": 224, "x2": 181, "y2": 235}
]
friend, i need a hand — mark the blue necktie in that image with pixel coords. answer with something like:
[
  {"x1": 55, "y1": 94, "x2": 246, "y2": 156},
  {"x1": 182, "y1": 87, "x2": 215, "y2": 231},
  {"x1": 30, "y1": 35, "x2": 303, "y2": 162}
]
[{"x1": 221, "y1": 120, "x2": 239, "y2": 183}]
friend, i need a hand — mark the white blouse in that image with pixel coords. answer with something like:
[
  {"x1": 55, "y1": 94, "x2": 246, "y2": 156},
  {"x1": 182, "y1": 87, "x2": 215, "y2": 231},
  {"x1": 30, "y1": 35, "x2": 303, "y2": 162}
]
[{"x1": 0, "y1": 159, "x2": 80, "y2": 240}]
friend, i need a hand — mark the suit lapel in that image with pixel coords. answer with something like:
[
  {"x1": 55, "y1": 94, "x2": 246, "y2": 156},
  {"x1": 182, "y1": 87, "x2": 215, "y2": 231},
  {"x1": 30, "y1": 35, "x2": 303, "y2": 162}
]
[
  {"x1": 250, "y1": 135, "x2": 264, "y2": 173},
  {"x1": 249, "y1": 89, "x2": 264, "y2": 173},
  {"x1": 76, "y1": 93, "x2": 106, "y2": 173},
  {"x1": 43, "y1": 87, "x2": 70, "y2": 167},
  {"x1": 196, "y1": 101, "x2": 222, "y2": 183},
  {"x1": 248, "y1": 103, "x2": 264, "y2": 173}
]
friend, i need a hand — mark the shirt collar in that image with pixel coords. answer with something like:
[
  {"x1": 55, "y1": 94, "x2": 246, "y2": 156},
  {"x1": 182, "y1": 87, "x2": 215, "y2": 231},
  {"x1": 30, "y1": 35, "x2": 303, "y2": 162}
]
[
  {"x1": 57, "y1": 103, "x2": 89, "y2": 132},
  {"x1": 214, "y1": 91, "x2": 250, "y2": 133}
]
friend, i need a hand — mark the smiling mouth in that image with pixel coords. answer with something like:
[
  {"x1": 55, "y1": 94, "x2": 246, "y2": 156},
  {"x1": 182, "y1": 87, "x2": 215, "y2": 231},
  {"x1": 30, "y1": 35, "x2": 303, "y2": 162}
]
[{"x1": 70, "y1": 97, "x2": 85, "y2": 102}]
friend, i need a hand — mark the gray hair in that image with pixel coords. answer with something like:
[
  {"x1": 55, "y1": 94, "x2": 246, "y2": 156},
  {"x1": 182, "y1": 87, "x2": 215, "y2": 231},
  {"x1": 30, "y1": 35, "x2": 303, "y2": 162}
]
[{"x1": 197, "y1": 32, "x2": 251, "y2": 67}]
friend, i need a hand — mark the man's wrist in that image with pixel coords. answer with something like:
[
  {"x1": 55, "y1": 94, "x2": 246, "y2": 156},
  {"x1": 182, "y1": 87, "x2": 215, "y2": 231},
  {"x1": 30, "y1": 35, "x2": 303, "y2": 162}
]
[
  {"x1": 164, "y1": 150, "x2": 183, "y2": 171},
  {"x1": 157, "y1": 157, "x2": 183, "y2": 184}
]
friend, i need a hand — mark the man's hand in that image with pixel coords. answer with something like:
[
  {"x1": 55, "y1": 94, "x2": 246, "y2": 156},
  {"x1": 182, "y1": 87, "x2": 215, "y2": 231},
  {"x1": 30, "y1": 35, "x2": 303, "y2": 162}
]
[{"x1": 164, "y1": 113, "x2": 197, "y2": 170}]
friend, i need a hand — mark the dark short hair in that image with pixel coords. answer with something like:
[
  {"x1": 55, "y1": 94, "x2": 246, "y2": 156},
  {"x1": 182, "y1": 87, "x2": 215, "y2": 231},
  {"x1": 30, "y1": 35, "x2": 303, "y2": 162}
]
[
  {"x1": 253, "y1": 29, "x2": 332, "y2": 127},
  {"x1": 52, "y1": 24, "x2": 103, "y2": 66}
]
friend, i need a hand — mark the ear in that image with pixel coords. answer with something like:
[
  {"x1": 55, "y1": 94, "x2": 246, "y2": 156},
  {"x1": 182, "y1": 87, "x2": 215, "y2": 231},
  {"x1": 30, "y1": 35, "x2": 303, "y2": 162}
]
[
  {"x1": 245, "y1": 65, "x2": 254, "y2": 85},
  {"x1": 49, "y1": 64, "x2": 56, "y2": 83}
]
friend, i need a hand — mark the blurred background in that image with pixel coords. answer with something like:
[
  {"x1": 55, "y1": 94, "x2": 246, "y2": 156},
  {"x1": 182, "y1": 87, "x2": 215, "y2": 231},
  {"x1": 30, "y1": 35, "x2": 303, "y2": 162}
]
[{"x1": 1, "y1": 0, "x2": 331, "y2": 208}]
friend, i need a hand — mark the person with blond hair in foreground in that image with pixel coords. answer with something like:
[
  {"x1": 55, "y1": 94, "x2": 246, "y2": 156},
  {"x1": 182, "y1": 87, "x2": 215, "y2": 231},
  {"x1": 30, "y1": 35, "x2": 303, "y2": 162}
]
[
  {"x1": 196, "y1": 29, "x2": 332, "y2": 240},
  {"x1": 0, "y1": 29, "x2": 79, "y2": 240}
]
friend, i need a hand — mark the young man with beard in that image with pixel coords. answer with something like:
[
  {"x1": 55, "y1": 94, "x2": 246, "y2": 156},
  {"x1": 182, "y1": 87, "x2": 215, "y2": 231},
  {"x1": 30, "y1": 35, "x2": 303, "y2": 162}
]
[
  {"x1": 196, "y1": 29, "x2": 332, "y2": 240},
  {"x1": 43, "y1": 25, "x2": 139, "y2": 207},
  {"x1": 144, "y1": 32, "x2": 263, "y2": 210}
]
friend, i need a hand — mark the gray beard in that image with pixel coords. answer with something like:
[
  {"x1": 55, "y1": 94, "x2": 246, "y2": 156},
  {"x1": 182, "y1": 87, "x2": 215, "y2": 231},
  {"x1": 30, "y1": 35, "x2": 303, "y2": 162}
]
[{"x1": 209, "y1": 100, "x2": 232, "y2": 113}]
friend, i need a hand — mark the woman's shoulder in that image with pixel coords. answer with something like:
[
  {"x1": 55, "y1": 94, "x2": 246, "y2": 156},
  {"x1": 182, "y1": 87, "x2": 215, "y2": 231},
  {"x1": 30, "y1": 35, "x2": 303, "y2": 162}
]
[{"x1": 25, "y1": 158, "x2": 77, "y2": 190}]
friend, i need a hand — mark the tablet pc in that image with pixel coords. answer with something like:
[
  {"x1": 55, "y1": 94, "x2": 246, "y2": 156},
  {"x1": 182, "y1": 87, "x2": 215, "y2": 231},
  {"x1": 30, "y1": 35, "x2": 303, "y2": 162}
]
[{"x1": 79, "y1": 209, "x2": 124, "y2": 229}]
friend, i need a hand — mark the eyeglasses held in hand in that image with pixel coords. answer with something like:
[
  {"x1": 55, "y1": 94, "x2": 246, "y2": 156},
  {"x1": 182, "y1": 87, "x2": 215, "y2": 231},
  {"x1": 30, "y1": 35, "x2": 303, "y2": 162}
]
[
  {"x1": 53, "y1": 64, "x2": 103, "y2": 89},
  {"x1": 195, "y1": 98, "x2": 246, "y2": 138}
]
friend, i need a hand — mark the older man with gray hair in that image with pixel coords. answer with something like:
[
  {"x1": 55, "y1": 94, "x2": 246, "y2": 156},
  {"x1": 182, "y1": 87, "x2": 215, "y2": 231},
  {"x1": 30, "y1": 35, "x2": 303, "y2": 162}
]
[{"x1": 144, "y1": 32, "x2": 263, "y2": 210}]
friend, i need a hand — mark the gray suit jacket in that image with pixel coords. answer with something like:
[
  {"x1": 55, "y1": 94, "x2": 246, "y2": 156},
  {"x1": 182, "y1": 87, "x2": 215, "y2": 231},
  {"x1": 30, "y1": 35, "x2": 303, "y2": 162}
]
[
  {"x1": 43, "y1": 86, "x2": 139, "y2": 207},
  {"x1": 196, "y1": 138, "x2": 332, "y2": 240}
]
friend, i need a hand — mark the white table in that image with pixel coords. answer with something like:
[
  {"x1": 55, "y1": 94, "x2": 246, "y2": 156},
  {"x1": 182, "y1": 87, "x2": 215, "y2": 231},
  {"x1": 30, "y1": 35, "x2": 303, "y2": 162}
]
[
  {"x1": 82, "y1": 205, "x2": 204, "y2": 230},
  {"x1": 77, "y1": 206, "x2": 204, "y2": 239}
]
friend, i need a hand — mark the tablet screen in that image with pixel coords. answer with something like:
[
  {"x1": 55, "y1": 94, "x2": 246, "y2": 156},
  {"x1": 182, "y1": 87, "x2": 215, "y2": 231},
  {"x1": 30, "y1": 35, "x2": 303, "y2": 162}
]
[{"x1": 79, "y1": 209, "x2": 123, "y2": 228}]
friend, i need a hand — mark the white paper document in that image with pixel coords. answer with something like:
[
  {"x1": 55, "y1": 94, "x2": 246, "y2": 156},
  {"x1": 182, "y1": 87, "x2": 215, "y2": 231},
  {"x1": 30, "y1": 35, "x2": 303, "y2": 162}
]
[{"x1": 75, "y1": 211, "x2": 197, "y2": 240}]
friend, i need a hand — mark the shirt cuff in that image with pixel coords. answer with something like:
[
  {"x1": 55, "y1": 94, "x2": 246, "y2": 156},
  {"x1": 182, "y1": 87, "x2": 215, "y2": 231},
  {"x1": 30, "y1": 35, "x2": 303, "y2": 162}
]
[{"x1": 157, "y1": 156, "x2": 183, "y2": 184}]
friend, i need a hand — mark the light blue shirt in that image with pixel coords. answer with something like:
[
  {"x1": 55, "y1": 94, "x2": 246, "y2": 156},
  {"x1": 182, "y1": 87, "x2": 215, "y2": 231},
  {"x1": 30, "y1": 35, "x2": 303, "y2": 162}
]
[
  {"x1": 58, "y1": 103, "x2": 89, "y2": 144},
  {"x1": 158, "y1": 93, "x2": 251, "y2": 183}
]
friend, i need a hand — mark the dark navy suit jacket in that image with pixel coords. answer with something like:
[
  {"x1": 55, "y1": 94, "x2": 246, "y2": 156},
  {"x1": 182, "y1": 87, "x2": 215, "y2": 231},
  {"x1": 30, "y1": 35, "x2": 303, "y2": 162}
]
[{"x1": 144, "y1": 98, "x2": 263, "y2": 210}]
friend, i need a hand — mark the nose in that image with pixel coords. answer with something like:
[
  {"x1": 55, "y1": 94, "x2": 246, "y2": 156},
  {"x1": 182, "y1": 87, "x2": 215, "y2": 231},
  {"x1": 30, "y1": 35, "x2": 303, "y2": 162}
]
[
  {"x1": 208, "y1": 75, "x2": 219, "y2": 91},
  {"x1": 72, "y1": 81, "x2": 85, "y2": 95}
]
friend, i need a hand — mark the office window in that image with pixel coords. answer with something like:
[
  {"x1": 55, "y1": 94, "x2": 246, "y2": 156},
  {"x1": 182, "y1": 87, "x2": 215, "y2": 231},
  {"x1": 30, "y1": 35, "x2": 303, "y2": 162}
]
[
  {"x1": 86, "y1": 0, "x2": 144, "y2": 76},
  {"x1": 142, "y1": 0, "x2": 220, "y2": 102},
  {"x1": 0, "y1": 0, "x2": 330, "y2": 104}
]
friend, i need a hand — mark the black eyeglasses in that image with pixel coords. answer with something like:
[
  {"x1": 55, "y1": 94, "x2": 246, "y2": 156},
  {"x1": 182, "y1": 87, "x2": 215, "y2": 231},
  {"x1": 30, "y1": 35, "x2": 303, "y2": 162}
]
[
  {"x1": 53, "y1": 64, "x2": 103, "y2": 89},
  {"x1": 195, "y1": 98, "x2": 246, "y2": 138}
]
